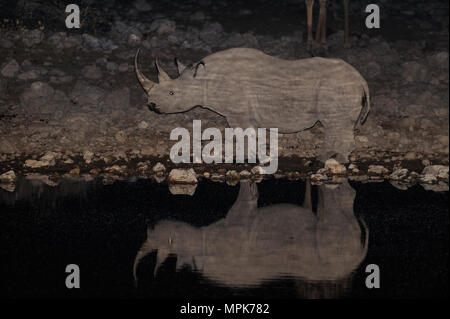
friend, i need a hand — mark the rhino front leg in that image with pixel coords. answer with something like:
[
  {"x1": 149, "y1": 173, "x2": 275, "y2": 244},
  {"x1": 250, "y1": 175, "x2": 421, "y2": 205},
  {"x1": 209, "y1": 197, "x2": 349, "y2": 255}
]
[{"x1": 318, "y1": 119, "x2": 355, "y2": 163}]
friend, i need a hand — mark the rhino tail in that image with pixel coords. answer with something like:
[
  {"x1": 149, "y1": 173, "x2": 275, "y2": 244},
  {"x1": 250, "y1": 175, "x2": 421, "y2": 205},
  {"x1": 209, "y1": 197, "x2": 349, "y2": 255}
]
[{"x1": 358, "y1": 80, "x2": 371, "y2": 125}]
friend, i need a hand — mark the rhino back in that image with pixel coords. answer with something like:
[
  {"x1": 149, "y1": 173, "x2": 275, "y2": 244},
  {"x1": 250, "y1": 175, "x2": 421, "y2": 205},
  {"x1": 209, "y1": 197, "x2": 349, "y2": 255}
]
[{"x1": 200, "y1": 48, "x2": 366, "y2": 131}]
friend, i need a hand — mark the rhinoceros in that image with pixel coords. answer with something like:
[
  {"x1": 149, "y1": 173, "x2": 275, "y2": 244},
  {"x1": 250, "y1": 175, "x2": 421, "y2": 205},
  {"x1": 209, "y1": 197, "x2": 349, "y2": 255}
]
[
  {"x1": 135, "y1": 47, "x2": 370, "y2": 162},
  {"x1": 133, "y1": 180, "x2": 368, "y2": 288}
]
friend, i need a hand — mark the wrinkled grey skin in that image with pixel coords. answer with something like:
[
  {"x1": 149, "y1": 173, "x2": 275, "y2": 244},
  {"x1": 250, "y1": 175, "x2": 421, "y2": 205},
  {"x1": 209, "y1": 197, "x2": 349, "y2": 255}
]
[
  {"x1": 133, "y1": 180, "x2": 368, "y2": 287},
  {"x1": 135, "y1": 48, "x2": 370, "y2": 162}
]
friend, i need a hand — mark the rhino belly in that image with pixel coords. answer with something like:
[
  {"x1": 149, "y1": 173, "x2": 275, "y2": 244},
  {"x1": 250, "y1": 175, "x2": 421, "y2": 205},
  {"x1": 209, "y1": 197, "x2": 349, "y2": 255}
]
[{"x1": 250, "y1": 86, "x2": 319, "y2": 133}]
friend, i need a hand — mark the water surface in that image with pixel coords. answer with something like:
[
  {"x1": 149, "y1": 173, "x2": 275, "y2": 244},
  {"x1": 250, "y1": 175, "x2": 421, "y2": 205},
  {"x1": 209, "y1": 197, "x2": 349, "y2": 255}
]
[{"x1": 0, "y1": 178, "x2": 448, "y2": 298}]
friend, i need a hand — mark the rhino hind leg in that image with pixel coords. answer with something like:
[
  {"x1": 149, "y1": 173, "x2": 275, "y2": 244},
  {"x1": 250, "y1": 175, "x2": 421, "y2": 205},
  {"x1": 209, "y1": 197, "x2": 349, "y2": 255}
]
[{"x1": 318, "y1": 119, "x2": 356, "y2": 163}]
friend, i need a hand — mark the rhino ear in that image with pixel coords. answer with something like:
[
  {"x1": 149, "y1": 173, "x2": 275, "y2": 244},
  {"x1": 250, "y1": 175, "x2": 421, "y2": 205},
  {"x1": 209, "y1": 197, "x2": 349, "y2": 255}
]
[
  {"x1": 192, "y1": 61, "x2": 206, "y2": 78},
  {"x1": 174, "y1": 58, "x2": 187, "y2": 76}
]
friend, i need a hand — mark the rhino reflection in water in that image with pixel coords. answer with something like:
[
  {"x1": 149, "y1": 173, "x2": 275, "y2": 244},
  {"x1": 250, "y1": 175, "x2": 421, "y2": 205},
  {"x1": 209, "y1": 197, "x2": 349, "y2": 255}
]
[{"x1": 133, "y1": 180, "x2": 368, "y2": 288}]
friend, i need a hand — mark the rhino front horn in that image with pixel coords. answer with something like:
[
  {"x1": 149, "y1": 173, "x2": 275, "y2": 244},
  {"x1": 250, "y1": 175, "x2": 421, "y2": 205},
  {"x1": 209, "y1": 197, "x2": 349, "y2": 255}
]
[
  {"x1": 133, "y1": 240, "x2": 156, "y2": 286},
  {"x1": 134, "y1": 48, "x2": 156, "y2": 94}
]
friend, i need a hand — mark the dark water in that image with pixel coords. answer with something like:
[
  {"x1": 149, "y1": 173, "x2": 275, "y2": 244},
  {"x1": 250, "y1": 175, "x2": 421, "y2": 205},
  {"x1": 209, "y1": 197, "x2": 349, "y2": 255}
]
[{"x1": 0, "y1": 177, "x2": 448, "y2": 299}]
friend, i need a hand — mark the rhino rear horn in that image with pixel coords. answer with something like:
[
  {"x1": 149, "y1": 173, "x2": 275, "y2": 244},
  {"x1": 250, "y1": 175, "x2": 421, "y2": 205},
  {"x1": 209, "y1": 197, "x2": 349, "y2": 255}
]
[
  {"x1": 154, "y1": 248, "x2": 170, "y2": 277},
  {"x1": 175, "y1": 58, "x2": 187, "y2": 75},
  {"x1": 155, "y1": 59, "x2": 171, "y2": 83},
  {"x1": 135, "y1": 48, "x2": 156, "y2": 94}
]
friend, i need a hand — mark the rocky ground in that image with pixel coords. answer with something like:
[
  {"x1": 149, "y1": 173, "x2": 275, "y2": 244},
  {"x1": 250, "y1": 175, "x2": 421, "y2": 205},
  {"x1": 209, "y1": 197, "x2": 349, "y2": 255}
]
[{"x1": 0, "y1": 0, "x2": 448, "y2": 192}]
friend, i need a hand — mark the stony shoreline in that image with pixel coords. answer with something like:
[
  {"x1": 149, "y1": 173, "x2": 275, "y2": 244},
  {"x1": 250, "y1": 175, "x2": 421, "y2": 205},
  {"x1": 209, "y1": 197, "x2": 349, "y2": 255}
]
[{"x1": 0, "y1": 151, "x2": 448, "y2": 193}]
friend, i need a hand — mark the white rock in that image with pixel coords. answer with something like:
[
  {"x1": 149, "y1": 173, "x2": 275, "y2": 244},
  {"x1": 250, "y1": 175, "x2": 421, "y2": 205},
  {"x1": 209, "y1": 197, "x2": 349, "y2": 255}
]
[
  {"x1": 0, "y1": 170, "x2": 16, "y2": 183},
  {"x1": 420, "y1": 174, "x2": 437, "y2": 184},
  {"x1": 368, "y1": 165, "x2": 388, "y2": 175},
  {"x1": 437, "y1": 167, "x2": 449, "y2": 180},
  {"x1": 152, "y1": 162, "x2": 166, "y2": 173},
  {"x1": 210, "y1": 173, "x2": 225, "y2": 181},
  {"x1": 24, "y1": 159, "x2": 50, "y2": 168},
  {"x1": 226, "y1": 170, "x2": 240, "y2": 180},
  {"x1": 251, "y1": 166, "x2": 264, "y2": 175},
  {"x1": 105, "y1": 165, "x2": 126, "y2": 173},
  {"x1": 421, "y1": 183, "x2": 449, "y2": 192},
  {"x1": 311, "y1": 173, "x2": 328, "y2": 181},
  {"x1": 83, "y1": 151, "x2": 94, "y2": 163},
  {"x1": 324, "y1": 159, "x2": 347, "y2": 174},
  {"x1": 168, "y1": 168, "x2": 198, "y2": 184},
  {"x1": 404, "y1": 152, "x2": 417, "y2": 160},
  {"x1": 40, "y1": 151, "x2": 57, "y2": 165},
  {"x1": 138, "y1": 121, "x2": 149, "y2": 129},
  {"x1": 239, "y1": 170, "x2": 251, "y2": 178},
  {"x1": 389, "y1": 168, "x2": 409, "y2": 181},
  {"x1": 0, "y1": 183, "x2": 15, "y2": 192},
  {"x1": 422, "y1": 165, "x2": 448, "y2": 179}
]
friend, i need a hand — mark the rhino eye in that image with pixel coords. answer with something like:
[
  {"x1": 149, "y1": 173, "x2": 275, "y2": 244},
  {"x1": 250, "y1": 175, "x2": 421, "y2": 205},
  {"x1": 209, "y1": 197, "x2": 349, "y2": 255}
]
[{"x1": 169, "y1": 90, "x2": 174, "y2": 95}]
